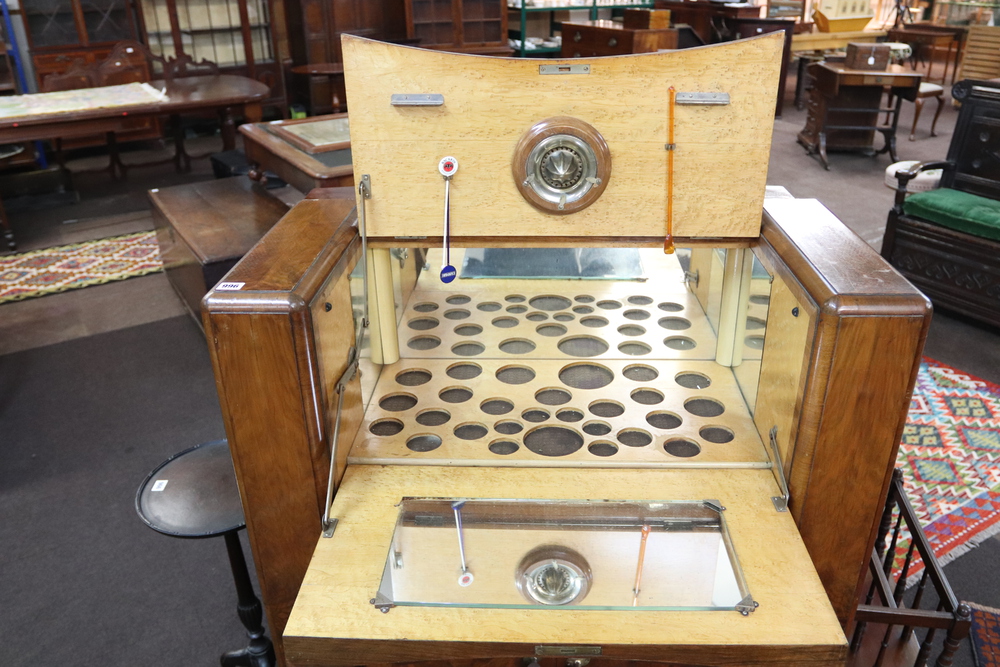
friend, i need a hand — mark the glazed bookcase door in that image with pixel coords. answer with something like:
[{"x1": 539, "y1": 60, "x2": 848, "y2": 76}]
[{"x1": 405, "y1": 0, "x2": 508, "y2": 53}]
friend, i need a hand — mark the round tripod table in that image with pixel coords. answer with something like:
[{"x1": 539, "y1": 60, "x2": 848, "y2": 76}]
[{"x1": 135, "y1": 439, "x2": 275, "y2": 667}]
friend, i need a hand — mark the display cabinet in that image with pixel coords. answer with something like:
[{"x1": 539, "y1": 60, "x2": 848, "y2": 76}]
[
  {"x1": 135, "y1": 0, "x2": 285, "y2": 111},
  {"x1": 405, "y1": 0, "x2": 510, "y2": 54},
  {"x1": 508, "y1": 1, "x2": 654, "y2": 57}
]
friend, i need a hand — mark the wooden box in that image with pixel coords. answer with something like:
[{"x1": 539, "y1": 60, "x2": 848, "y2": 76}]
[
  {"x1": 623, "y1": 8, "x2": 672, "y2": 29},
  {"x1": 151, "y1": 176, "x2": 289, "y2": 324},
  {"x1": 846, "y1": 42, "x2": 891, "y2": 70}
]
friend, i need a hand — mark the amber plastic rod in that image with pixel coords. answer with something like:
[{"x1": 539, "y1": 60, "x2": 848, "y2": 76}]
[
  {"x1": 664, "y1": 86, "x2": 676, "y2": 255},
  {"x1": 632, "y1": 524, "x2": 652, "y2": 604}
]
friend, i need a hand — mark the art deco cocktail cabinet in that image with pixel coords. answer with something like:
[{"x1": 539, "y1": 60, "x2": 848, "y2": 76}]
[{"x1": 204, "y1": 35, "x2": 932, "y2": 667}]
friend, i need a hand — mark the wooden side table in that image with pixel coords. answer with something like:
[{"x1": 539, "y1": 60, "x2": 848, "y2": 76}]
[
  {"x1": 887, "y1": 27, "x2": 957, "y2": 84},
  {"x1": 239, "y1": 115, "x2": 355, "y2": 194},
  {"x1": 797, "y1": 62, "x2": 922, "y2": 169}
]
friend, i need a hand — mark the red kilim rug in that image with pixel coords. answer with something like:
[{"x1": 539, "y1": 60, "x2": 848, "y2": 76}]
[
  {"x1": 892, "y1": 357, "x2": 1000, "y2": 580},
  {"x1": 0, "y1": 231, "x2": 162, "y2": 304},
  {"x1": 969, "y1": 602, "x2": 1000, "y2": 667}
]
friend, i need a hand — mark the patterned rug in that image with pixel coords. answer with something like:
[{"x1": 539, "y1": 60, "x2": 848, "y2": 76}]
[
  {"x1": 893, "y1": 358, "x2": 1000, "y2": 579},
  {"x1": 969, "y1": 602, "x2": 1000, "y2": 667},
  {"x1": 0, "y1": 231, "x2": 162, "y2": 304}
]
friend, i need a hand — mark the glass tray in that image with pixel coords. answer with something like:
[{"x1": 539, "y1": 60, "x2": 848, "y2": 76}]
[{"x1": 371, "y1": 498, "x2": 756, "y2": 614}]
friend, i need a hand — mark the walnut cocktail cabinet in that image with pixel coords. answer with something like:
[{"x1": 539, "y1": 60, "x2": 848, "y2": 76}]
[{"x1": 204, "y1": 37, "x2": 931, "y2": 667}]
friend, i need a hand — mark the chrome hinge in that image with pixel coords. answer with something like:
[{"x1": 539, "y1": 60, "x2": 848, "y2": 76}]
[
  {"x1": 736, "y1": 594, "x2": 759, "y2": 616},
  {"x1": 370, "y1": 592, "x2": 395, "y2": 613}
]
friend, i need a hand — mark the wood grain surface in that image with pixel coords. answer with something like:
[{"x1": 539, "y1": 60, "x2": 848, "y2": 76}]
[{"x1": 341, "y1": 35, "x2": 782, "y2": 242}]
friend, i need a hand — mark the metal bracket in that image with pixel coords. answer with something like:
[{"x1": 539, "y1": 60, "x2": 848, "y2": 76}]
[
  {"x1": 535, "y1": 646, "x2": 602, "y2": 657},
  {"x1": 359, "y1": 174, "x2": 371, "y2": 199},
  {"x1": 390, "y1": 93, "x2": 444, "y2": 106},
  {"x1": 675, "y1": 92, "x2": 730, "y2": 106},
  {"x1": 683, "y1": 269, "x2": 700, "y2": 289},
  {"x1": 735, "y1": 594, "x2": 759, "y2": 616},
  {"x1": 703, "y1": 499, "x2": 726, "y2": 513},
  {"x1": 370, "y1": 592, "x2": 395, "y2": 613},
  {"x1": 768, "y1": 426, "x2": 791, "y2": 512},
  {"x1": 322, "y1": 517, "x2": 338, "y2": 539},
  {"x1": 539, "y1": 64, "x2": 591, "y2": 75}
]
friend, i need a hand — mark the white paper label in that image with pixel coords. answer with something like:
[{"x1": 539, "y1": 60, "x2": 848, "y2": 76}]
[
  {"x1": 151, "y1": 480, "x2": 168, "y2": 491},
  {"x1": 868, "y1": 56, "x2": 876, "y2": 65},
  {"x1": 216, "y1": 282, "x2": 245, "y2": 291}
]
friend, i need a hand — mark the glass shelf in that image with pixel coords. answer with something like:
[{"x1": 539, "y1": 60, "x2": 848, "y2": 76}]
[{"x1": 372, "y1": 497, "x2": 755, "y2": 613}]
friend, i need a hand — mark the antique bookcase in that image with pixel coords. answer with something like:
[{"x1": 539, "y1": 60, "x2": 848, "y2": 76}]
[
  {"x1": 404, "y1": 0, "x2": 510, "y2": 55},
  {"x1": 204, "y1": 35, "x2": 931, "y2": 667}
]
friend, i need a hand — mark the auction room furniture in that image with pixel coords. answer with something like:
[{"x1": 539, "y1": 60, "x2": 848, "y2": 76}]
[
  {"x1": 135, "y1": 0, "x2": 286, "y2": 112},
  {"x1": 728, "y1": 17, "x2": 795, "y2": 116},
  {"x1": 150, "y1": 176, "x2": 289, "y2": 324},
  {"x1": 403, "y1": 0, "x2": 509, "y2": 55},
  {"x1": 798, "y1": 61, "x2": 922, "y2": 169},
  {"x1": 957, "y1": 25, "x2": 1000, "y2": 82},
  {"x1": 240, "y1": 113, "x2": 354, "y2": 193},
  {"x1": 655, "y1": 0, "x2": 761, "y2": 44},
  {"x1": 791, "y1": 28, "x2": 886, "y2": 108},
  {"x1": 202, "y1": 35, "x2": 941, "y2": 667},
  {"x1": 882, "y1": 79, "x2": 1000, "y2": 329},
  {"x1": 508, "y1": 1, "x2": 654, "y2": 57},
  {"x1": 560, "y1": 19, "x2": 677, "y2": 57},
  {"x1": 0, "y1": 73, "x2": 268, "y2": 250},
  {"x1": 887, "y1": 27, "x2": 956, "y2": 84},
  {"x1": 907, "y1": 82, "x2": 945, "y2": 140},
  {"x1": 898, "y1": 24, "x2": 966, "y2": 85},
  {"x1": 135, "y1": 439, "x2": 276, "y2": 667}
]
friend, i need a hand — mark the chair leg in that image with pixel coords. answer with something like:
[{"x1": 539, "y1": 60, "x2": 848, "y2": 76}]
[
  {"x1": 930, "y1": 94, "x2": 944, "y2": 137},
  {"x1": 910, "y1": 98, "x2": 925, "y2": 141}
]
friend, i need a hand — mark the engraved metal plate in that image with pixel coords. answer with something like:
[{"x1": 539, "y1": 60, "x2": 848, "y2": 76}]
[
  {"x1": 675, "y1": 92, "x2": 731, "y2": 106},
  {"x1": 390, "y1": 93, "x2": 444, "y2": 106},
  {"x1": 539, "y1": 64, "x2": 591, "y2": 75}
]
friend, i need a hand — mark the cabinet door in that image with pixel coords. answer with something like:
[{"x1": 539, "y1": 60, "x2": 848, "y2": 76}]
[
  {"x1": 408, "y1": 0, "x2": 459, "y2": 48},
  {"x1": 83, "y1": 0, "x2": 133, "y2": 44},
  {"x1": 24, "y1": 0, "x2": 81, "y2": 48},
  {"x1": 460, "y1": 0, "x2": 503, "y2": 46}
]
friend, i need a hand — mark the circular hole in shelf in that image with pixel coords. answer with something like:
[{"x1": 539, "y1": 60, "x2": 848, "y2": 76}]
[
  {"x1": 500, "y1": 338, "x2": 536, "y2": 355},
  {"x1": 684, "y1": 397, "x2": 726, "y2": 418},
  {"x1": 445, "y1": 294, "x2": 471, "y2": 305},
  {"x1": 455, "y1": 324, "x2": 483, "y2": 337},
  {"x1": 481, "y1": 398, "x2": 514, "y2": 415},
  {"x1": 588, "y1": 441, "x2": 619, "y2": 457},
  {"x1": 589, "y1": 400, "x2": 625, "y2": 418},
  {"x1": 413, "y1": 302, "x2": 439, "y2": 313},
  {"x1": 558, "y1": 335, "x2": 610, "y2": 357},
  {"x1": 556, "y1": 408, "x2": 584, "y2": 423},
  {"x1": 395, "y1": 369, "x2": 432, "y2": 386},
  {"x1": 582, "y1": 420, "x2": 612, "y2": 436},
  {"x1": 617, "y1": 428, "x2": 653, "y2": 448},
  {"x1": 407, "y1": 336, "x2": 441, "y2": 351},
  {"x1": 505, "y1": 294, "x2": 526, "y2": 303},
  {"x1": 623, "y1": 364, "x2": 658, "y2": 382},
  {"x1": 572, "y1": 305, "x2": 594, "y2": 315},
  {"x1": 537, "y1": 323, "x2": 568, "y2": 337},
  {"x1": 749, "y1": 294, "x2": 770, "y2": 305},
  {"x1": 476, "y1": 301, "x2": 502, "y2": 312},
  {"x1": 506, "y1": 304, "x2": 528, "y2": 314},
  {"x1": 553, "y1": 312, "x2": 575, "y2": 322},
  {"x1": 444, "y1": 308, "x2": 471, "y2": 320},
  {"x1": 535, "y1": 388, "x2": 572, "y2": 405},
  {"x1": 675, "y1": 372, "x2": 712, "y2": 390},
  {"x1": 580, "y1": 316, "x2": 609, "y2": 328},
  {"x1": 494, "y1": 419, "x2": 523, "y2": 435},
  {"x1": 522, "y1": 408, "x2": 550, "y2": 423},
  {"x1": 379, "y1": 393, "x2": 417, "y2": 412},
  {"x1": 492, "y1": 316, "x2": 519, "y2": 329},
  {"x1": 446, "y1": 362, "x2": 482, "y2": 380},
  {"x1": 700, "y1": 426, "x2": 735, "y2": 443},
  {"x1": 664, "y1": 438, "x2": 702, "y2": 458},
  {"x1": 618, "y1": 324, "x2": 646, "y2": 337},
  {"x1": 631, "y1": 388, "x2": 664, "y2": 405},
  {"x1": 529, "y1": 295, "x2": 572, "y2": 311},
  {"x1": 496, "y1": 365, "x2": 536, "y2": 385},
  {"x1": 618, "y1": 341, "x2": 651, "y2": 356},
  {"x1": 623, "y1": 309, "x2": 650, "y2": 321},
  {"x1": 658, "y1": 302, "x2": 683, "y2": 312},
  {"x1": 407, "y1": 317, "x2": 439, "y2": 331},
  {"x1": 369, "y1": 418, "x2": 404, "y2": 436},
  {"x1": 746, "y1": 316, "x2": 766, "y2": 330},
  {"x1": 489, "y1": 440, "x2": 520, "y2": 455},
  {"x1": 416, "y1": 408, "x2": 451, "y2": 427},
  {"x1": 596, "y1": 299, "x2": 622, "y2": 310},
  {"x1": 628, "y1": 295, "x2": 653, "y2": 306},
  {"x1": 575, "y1": 294, "x2": 595, "y2": 303},
  {"x1": 745, "y1": 335, "x2": 765, "y2": 350},
  {"x1": 454, "y1": 422, "x2": 488, "y2": 440},
  {"x1": 526, "y1": 311, "x2": 548, "y2": 321},
  {"x1": 439, "y1": 386, "x2": 473, "y2": 404},
  {"x1": 559, "y1": 362, "x2": 614, "y2": 390},
  {"x1": 658, "y1": 317, "x2": 691, "y2": 330},
  {"x1": 452, "y1": 342, "x2": 485, "y2": 357},
  {"x1": 406, "y1": 434, "x2": 442, "y2": 452},
  {"x1": 646, "y1": 411, "x2": 683, "y2": 430},
  {"x1": 664, "y1": 336, "x2": 697, "y2": 351},
  {"x1": 524, "y1": 425, "x2": 584, "y2": 457}
]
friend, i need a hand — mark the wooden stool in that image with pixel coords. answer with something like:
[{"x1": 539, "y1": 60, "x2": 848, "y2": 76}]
[
  {"x1": 910, "y1": 82, "x2": 945, "y2": 141},
  {"x1": 150, "y1": 176, "x2": 289, "y2": 326}
]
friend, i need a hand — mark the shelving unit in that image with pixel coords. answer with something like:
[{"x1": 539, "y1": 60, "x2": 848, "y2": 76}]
[
  {"x1": 507, "y1": 0, "x2": 653, "y2": 56},
  {"x1": 405, "y1": 0, "x2": 510, "y2": 55}
]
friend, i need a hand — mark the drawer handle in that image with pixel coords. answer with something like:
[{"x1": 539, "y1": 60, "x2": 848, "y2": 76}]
[
  {"x1": 573, "y1": 31, "x2": 582, "y2": 42},
  {"x1": 608, "y1": 37, "x2": 618, "y2": 47}
]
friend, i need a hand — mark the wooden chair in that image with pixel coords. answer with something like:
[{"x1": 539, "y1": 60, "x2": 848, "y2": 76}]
[
  {"x1": 159, "y1": 53, "x2": 222, "y2": 172},
  {"x1": 909, "y1": 82, "x2": 945, "y2": 140},
  {"x1": 881, "y1": 79, "x2": 1000, "y2": 328}
]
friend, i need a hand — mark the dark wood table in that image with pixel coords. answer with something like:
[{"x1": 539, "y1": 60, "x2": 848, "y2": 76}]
[
  {"x1": 797, "y1": 62, "x2": 922, "y2": 170},
  {"x1": 561, "y1": 20, "x2": 678, "y2": 57},
  {"x1": 239, "y1": 115, "x2": 354, "y2": 193},
  {"x1": 887, "y1": 27, "x2": 957, "y2": 84},
  {"x1": 0, "y1": 74, "x2": 270, "y2": 251}
]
